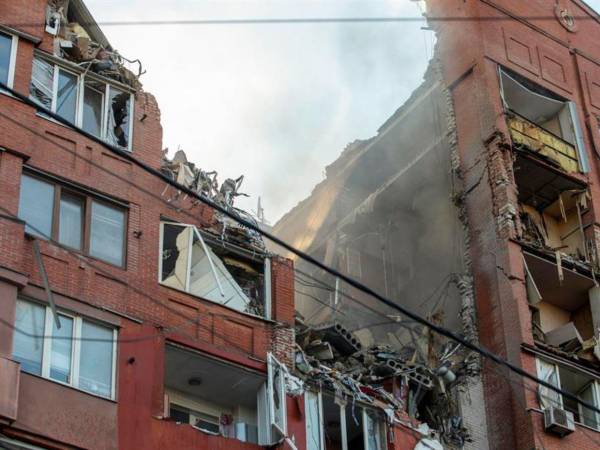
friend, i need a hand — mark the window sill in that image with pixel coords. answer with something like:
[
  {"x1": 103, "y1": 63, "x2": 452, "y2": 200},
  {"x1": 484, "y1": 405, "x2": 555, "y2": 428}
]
[
  {"x1": 20, "y1": 369, "x2": 116, "y2": 403},
  {"x1": 0, "y1": 87, "x2": 16, "y2": 99},
  {"x1": 34, "y1": 111, "x2": 133, "y2": 152},
  {"x1": 158, "y1": 282, "x2": 275, "y2": 324}
]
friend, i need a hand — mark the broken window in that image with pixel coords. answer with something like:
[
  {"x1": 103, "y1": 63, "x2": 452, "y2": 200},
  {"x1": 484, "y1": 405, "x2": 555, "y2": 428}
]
[
  {"x1": 164, "y1": 345, "x2": 280, "y2": 444},
  {"x1": 536, "y1": 357, "x2": 600, "y2": 430},
  {"x1": 524, "y1": 252, "x2": 596, "y2": 351},
  {"x1": 29, "y1": 56, "x2": 134, "y2": 150},
  {"x1": 105, "y1": 86, "x2": 131, "y2": 149},
  {"x1": 30, "y1": 57, "x2": 54, "y2": 109},
  {"x1": 0, "y1": 31, "x2": 16, "y2": 88},
  {"x1": 159, "y1": 220, "x2": 270, "y2": 318},
  {"x1": 12, "y1": 298, "x2": 117, "y2": 399},
  {"x1": 515, "y1": 153, "x2": 589, "y2": 261},
  {"x1": 500, "y1": 67, "x2": 589, "y2": 173},
  {"x1": 18, "y1": 171, "x2": 127, "y2": 266},
  {"x1": 305, "y1": 389, "x2": 386, "y2": 450}
]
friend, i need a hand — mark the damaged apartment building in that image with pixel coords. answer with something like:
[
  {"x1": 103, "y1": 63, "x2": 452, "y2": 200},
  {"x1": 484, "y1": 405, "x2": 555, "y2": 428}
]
[
  {"x1": 0, "y1": 1, "x2": 443, "y2": 450},
  {"x1": 274, "y1": 0, "x2": 600, "y2": 449}
]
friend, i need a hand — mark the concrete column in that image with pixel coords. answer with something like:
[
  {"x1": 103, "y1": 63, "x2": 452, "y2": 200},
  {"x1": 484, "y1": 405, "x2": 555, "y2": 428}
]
[{"x1": 588, "y1": 286, "x2": 600, "y2": 338}]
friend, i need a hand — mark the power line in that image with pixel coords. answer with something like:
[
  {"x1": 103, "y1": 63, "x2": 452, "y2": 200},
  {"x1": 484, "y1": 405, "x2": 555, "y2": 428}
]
[
  {"x1": 1, "y1": 80, "x2": 599, "y2": 416},
  {"x1": 4, "y1": 14, "x2": 600, "y2": 27}
]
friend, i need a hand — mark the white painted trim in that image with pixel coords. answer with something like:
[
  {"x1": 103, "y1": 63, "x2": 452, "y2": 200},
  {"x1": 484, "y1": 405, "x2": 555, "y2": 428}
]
[
  {"x1": 317, "y1": 392, "x2": 324, "y2": 450},
  {"x1": 102, "y1": 83, "x2": 110, "y2": 141},
  {"x1": 127, "y1": 93, "x2": 134, "y2": 152},
  {"x1": 568, "y1": 101, "x2": 590, "y2": 173},
  {"x1": 51, "y1": 65, "x2": 59, "y2": 113},
  {"x1": 72, "y1": 316, "x2": 82, "y2": 389},
  {"x1": 76, "y1": 75, "x2": 85, "y2": 128},
  {"x1": 185, "y1": 226, "x2": 193, "y2": 292},
  {"x1": 7, "y1": 35, "x2": 17, "y2": 89},
  {"x1": 158, "y1": 221, "x2": 165, "y2": 284},
  {"x1": 41, "y1": 306, "x2": 53, "y2": 378},
  {"x1": 340, "y1": 403, "x2": 348, "y2": 450},
  {"x1": 111, "y1": 328, "x2": 118, "y2": 400}
]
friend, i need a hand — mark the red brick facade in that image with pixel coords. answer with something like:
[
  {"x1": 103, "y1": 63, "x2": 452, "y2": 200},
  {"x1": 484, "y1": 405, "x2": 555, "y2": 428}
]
[
  {"x1": 0, "y1": 2, "x2": 423, "y2": 449},
  {"x1": 430, "y1": 0, "x2": 600, "y2": 449}
]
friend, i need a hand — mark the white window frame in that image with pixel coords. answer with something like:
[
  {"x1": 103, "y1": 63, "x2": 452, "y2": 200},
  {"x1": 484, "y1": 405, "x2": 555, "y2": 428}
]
[
  {"x1": 31, "y1": 56, "x2": 134, "y2": 151},
  {"x1": 158, "y1": 220, "x2": 271, "y2": 318},
  {"x1": 16, "y1": 298, "x2": 117, "y2": 400},
  {"x1": 535, "y1": 358, "x2": 563, "y2": 409},
  {"x1": 577, "y1": 380, "x2": 600, "y2": 430},
  {"x1": 498, "y1": 66, "x2": 589, "y2": 173},
  {"x1": 0, "y1": 31, "x2": 18, "y2": 89},
  {"x1": 362, "y1": 409, "x2": 387, "y2": 450},
  {"x1": 268, "y1": 352, "x2": 287, "y2": 437},
  {"x1": 305, "y1": 390, "x2": 325, "y2": 450}
]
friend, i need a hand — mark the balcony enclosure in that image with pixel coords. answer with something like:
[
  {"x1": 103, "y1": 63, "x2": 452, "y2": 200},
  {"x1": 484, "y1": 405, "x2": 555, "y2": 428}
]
[{"x1": 500, "y1": 68, "x2": 588, "y2": 174}]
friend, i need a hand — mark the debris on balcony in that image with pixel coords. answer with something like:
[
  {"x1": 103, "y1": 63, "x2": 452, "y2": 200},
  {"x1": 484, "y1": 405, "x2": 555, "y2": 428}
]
[
  {"x1": 500, "y1": 67, "x2": 589, "y2": 174},
  {"x1": 46, "y1": 0, "x2": 144, "y2": 89},
  {"x1": 294, "y1": 313, "x2": 472, "y2": 447},
  {"x1": 161, "y1": 148, "x2": 266, "y2": 251},
  {"x1": 515, "y1": 152, "x2": 591, "y2": 264}
]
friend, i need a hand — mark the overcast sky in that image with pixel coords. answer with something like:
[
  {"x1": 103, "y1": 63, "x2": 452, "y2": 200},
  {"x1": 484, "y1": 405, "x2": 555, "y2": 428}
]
[
  {"x1": 85, "y1": 0, "x2": 432, "y2": 221},
  {"x1": 86, "y1": 0, "x2": 600, "y2": 222}
]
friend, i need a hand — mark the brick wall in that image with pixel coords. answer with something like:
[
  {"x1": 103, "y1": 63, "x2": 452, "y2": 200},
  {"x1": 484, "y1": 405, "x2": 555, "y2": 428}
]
[
  {"x1": 0, "y1": 6, "x2": 296, "y2": 450},
  {"x1": 428, "y1": 0, "x2": 600, "y2": 448}
]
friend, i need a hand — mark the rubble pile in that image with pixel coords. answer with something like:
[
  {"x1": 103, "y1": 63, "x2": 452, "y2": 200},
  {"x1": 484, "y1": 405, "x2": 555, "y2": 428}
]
[
  {"x1": 295, "y1": 314, "x2": 473, "y2": 447},
  {"x1": 161, "y1": 149, "x2": 266, "y2": 251},
  {"x1": 46, "y1": 0, "x2": 143, "y2": 89}
]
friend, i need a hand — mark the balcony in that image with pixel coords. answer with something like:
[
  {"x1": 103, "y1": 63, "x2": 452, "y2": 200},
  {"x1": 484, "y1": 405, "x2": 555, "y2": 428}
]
[{"x1": 507, "y1": 113, "x2": 579, "y2": 173}]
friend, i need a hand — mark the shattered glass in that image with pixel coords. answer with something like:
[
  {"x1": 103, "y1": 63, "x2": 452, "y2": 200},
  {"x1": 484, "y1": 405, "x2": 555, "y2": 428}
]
[
  {"x1": 30, "y1": 57, "x2": 53, "y2": 109},
  {"x1": 106, "y1": 87, "x2": 131, "y2": 149}
]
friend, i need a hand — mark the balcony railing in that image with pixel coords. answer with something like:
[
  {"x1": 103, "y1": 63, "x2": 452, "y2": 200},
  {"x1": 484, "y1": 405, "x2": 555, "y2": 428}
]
[{"x1": 507, "y1": 112, "x2": 580, "y2": 173}]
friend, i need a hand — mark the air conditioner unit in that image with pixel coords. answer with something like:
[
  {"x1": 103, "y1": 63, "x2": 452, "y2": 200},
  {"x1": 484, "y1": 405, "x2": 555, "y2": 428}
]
[{"x1": 543, "y1": 406, "x2": 575, "y2": 437}]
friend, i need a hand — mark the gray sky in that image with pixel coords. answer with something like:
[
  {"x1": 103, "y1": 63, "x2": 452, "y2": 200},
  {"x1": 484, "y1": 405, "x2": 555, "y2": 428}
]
[
  {"x1": 85, "y1": 0, "x2": 432, "y2": 221},
  {"x1": 86, "y1": 0, "x2": 600, "y2": 221}
]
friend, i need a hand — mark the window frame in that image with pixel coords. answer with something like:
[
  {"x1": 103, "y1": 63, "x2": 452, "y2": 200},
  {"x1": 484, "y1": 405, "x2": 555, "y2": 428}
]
[
  {"x1": 13, "y1": 298, "x2": 118, "y2": 400},
  {"x1": 362, "y1": 408, "x2": 387, "y2": 450},
  {"x1": 498, "y1": 66, "x2": 590, "y2": 173},
  {"x1": 577, "y1": 381, "x2": 600, "y2": 430},
  {"x1": 158, "y1": 220, "x2": 271, "y2": 319},
  {"x1": 304, "y1": 390, "x2": 324, "y2": 450},
  {"x1": 19, "y1": 170, "x2": 128, "y2": 268},
  {"x1": 0, "y1": 30, "x2": 18, "y2": 90},
  {"x1": 31, "y1": 54, "x2": 135, "y2": 151},
  {"x1": 536, "y1": 357, "x2": 564, "y2": 409},
  {"x1": 267, "y1": 353, "x2": 287, "y2": 437}
]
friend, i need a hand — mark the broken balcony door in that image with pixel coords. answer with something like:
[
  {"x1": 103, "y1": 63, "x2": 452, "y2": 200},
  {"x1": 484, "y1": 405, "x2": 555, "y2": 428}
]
[{"x1": 160, "y1": 222, "x2": 251, "y2": 313}]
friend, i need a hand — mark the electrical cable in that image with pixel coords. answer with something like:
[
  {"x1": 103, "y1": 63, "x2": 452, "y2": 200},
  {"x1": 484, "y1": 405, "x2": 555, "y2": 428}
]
[
  {"x1": 4, "y1": 14, "x2": 600, "y2": 27},
  {"x1": 0, "y1": 80, "x2": 599, "y2": 416}
]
